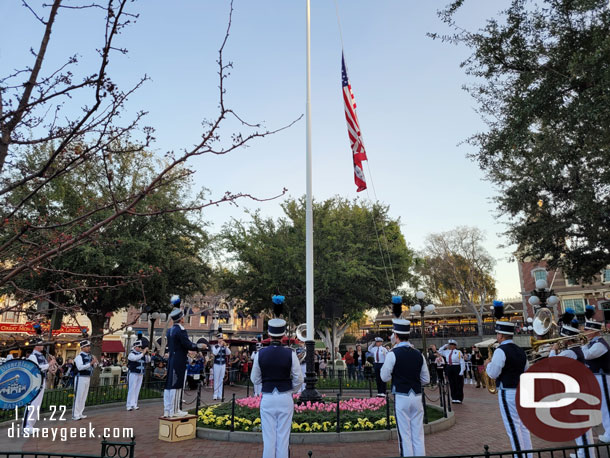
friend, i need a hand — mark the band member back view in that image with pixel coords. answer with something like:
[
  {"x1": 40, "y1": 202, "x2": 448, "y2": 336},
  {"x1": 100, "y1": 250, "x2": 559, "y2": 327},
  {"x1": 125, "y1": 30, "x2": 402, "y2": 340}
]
[
  {"x1": 485, "y1": 301, "x2": 532, "y2": 458},
  {"x1": 250, "y1": 295, "x2": 303, "y2": 458}
]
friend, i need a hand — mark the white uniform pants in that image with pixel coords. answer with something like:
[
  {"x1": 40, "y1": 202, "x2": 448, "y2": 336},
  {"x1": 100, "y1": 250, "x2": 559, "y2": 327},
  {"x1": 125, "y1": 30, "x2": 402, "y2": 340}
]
[
  {"x1": 163, "y1": 388, "x2": 183, "y2": 416},
  {"x1": 499, "y1": 388, "x2": 532, "y2": 458},
  {"x1": 23, "y1": 386, "x2": 45, "y2": 430},
  {"x1": 72, "y1": 375, "x2": 90, "y2": 419},
  {"x1": 213, "y1": 364, "x2": 225, "y2": 399},
  {"x1": 126, "y1": 372, "x2": 143, "y2": 409},
  {"x1": 595, "y1": 373, "x2": 610, "y2": 437},
  {"x1": 260, "y1": 391, "x2": 294, "y2": 458},
  {"x1": 575, "y1": 429, "x2": 596, "y2": 458},
  {"x1": 394, "y1": 393, "x2": 425, "y2": 457}
]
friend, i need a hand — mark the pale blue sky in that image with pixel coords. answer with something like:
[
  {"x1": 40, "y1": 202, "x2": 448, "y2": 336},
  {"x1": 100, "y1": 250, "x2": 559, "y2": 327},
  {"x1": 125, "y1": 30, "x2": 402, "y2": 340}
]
[{"x1": 1, "y1": 1, "x2": 521, "y2": 299}]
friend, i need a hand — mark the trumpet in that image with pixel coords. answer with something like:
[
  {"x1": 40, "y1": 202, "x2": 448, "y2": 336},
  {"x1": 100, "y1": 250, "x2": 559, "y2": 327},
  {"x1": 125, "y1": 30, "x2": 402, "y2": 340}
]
[
  {"x1": 527, "y1": 329, "x2": 602, "y2": 362},
  {"x1": 530, "y1": 333, "x2": 589, "y2": 353}
]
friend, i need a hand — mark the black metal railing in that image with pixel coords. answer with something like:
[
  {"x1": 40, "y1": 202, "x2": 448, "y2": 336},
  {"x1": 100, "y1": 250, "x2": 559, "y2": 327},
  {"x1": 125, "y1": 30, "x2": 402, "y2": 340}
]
[
  {"x1": 0, "y1": 438, "x2": 135, "y2": 458},
  {"x1": 0, "y1": 380, "x2": 164, "y2": 422},
  {"x1": 306, "y1": 441, "x2": 610, "y2": 458}
]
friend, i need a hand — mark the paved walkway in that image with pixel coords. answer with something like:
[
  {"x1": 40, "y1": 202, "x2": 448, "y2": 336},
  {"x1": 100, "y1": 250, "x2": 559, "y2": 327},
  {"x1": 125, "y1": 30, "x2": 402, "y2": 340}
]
[{"x1": 0, "y1": 383, "x2": 597, "y2": 457}]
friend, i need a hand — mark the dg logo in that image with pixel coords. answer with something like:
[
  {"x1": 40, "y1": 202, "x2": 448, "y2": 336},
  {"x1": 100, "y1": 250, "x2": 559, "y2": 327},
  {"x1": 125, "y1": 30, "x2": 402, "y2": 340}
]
[{"x1": 517, "y1": 357, "x2": 602, "y2": 441}]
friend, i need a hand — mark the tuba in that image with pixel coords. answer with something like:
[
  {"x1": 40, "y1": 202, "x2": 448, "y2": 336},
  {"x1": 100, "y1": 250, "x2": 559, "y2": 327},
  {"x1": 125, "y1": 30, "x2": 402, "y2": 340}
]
[
  {"x1": 481, "y1": 341, "x2": 498, "y2": 395},
  {"x1": 295, "y1": 323, "x2": 308, "y2": 342},
  {"x1": 295, "y1": 324, "x2": 308, "y2": 363}
]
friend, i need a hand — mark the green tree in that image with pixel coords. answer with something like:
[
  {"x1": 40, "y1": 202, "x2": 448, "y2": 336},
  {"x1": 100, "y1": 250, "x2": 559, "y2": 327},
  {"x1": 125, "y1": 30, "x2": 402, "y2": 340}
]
[
  {"x1": 0, "y1": 1, "x2": 292, "y2": 304},
  {"x1": 434, "y1": 0, "x2": 610, "y2": 281},
  {"x1": 417, "y1": 226, "x2": 496, "y2": 337},
  {"x1": 220, "y1": 197, "x2": 414, "y2": 349},
  {"x1": 3, "y1": 143, "x2": 210, "y2": 372}
]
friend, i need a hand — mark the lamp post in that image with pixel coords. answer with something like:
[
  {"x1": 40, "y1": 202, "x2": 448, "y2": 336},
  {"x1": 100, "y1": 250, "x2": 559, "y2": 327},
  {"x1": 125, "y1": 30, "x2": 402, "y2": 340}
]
[
  {"x1": 122, "y1": 326, "x2": 135, "y2": 360},
  {"x1": 413, "y1": 291, "x2": 436, "y2": 352},
  {"x1": 527, "y1": 279, "x2": 560, "y2": 336}
]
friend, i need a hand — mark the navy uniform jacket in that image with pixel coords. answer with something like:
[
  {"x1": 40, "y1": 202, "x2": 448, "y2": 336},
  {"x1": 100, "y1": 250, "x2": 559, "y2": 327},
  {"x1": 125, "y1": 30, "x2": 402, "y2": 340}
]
[{"x1": 165, "y1": 324, "x2": 199, "y2": 389}]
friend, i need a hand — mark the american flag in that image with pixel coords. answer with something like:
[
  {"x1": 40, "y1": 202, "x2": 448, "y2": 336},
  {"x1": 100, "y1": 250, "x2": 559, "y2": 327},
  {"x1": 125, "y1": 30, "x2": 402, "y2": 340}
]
[{"x1": 342, "y1": 53, "x2": 367, "y2": 192}]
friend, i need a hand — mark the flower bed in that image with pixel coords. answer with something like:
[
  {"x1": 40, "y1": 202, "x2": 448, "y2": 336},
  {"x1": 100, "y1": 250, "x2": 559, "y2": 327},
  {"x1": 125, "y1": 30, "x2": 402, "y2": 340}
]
[{"x1": 198, "y1": 396, "x2": 442, "y2": 433}]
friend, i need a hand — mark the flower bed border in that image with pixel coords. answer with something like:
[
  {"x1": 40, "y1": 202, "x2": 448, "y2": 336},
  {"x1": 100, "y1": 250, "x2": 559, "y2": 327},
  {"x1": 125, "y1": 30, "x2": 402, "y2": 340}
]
[{"x1": 196, "y1": 405, "x2": 454, "y2": 444}]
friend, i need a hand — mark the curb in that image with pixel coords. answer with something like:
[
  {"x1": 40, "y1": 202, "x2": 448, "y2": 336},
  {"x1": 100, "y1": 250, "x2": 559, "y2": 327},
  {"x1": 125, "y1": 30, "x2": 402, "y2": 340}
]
[{"x1": 196, "y1": 406, "x2": 455, "y2": 443}]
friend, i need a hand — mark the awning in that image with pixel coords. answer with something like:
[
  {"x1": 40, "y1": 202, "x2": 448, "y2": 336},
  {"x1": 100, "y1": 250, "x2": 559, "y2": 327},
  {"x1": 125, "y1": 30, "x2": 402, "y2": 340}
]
[
  {"x1": 474, "y1": 338, "x2": 497, "y2": 348},
  {"x1": 102, "y1": 340, "x2": 125, "y2": 353}
]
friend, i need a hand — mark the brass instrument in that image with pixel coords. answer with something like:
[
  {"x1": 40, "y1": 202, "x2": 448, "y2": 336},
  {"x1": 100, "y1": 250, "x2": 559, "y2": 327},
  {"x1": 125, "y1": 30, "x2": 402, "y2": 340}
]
[
  {"x1": 295, "y1": 324, "x2": 308, "y2": 363},
  {"x1": 532, "y1": 307, "x2": 556, "y2": 338},
  {"x1": 481, "y1": 340, "x2": 498, "y2": 395},
  {"x1": 528, "y1": 331, "x2": 593, "y2": 361}
]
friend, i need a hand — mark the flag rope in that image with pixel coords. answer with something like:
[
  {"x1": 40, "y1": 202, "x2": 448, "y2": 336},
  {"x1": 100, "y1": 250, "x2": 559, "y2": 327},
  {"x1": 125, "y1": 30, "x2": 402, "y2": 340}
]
[{"x1": 335, "y1": 0, "x2": 398, "y2": 294}]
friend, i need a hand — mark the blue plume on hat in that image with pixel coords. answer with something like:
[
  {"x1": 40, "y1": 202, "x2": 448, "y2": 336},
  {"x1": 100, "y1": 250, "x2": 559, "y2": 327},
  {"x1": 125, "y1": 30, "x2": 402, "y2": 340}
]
[
  {"x1": 170, "y1": 295, "x2": 181, "y2": 306},
  {"x1": 272, "y1": 295, "x2": 285, "y2": 317},
  {"x1": 392, "y1": 295, "x2": 402, "y2": 318},
  {"x1": 492, "y1": 300, "x2": 504, "y2": 320},
  {"x1": 585, "y1": 304, "x2": 596, "y2": 319},
  {"x1": 571, "y1": 318, "x2": 580, "y2": 328},
  {"x1": 561, "y1": 308, "x2": 575, "y2": 325}
]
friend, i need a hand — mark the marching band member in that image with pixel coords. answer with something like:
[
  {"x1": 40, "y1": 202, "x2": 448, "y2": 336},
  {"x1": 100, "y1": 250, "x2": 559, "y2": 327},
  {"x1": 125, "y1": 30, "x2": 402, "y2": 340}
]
[
  {"x1": 580, "y1": 304, "x2": 610, "y2": 443},
  {"x1": 368, "y1": 337, "x2": 388, "y2": 396},
  {"x1": 250, "y1": 295, "x2": 303, "y2": 458},
  {"x1": 550, "y1": 310, "x2": 595, "y2": 458},
  {"x1": 23, "y1": 338, "x2": 50, "y2": 432},
  {"x1": 485, "y1": 301, "x2": 532, "y2": 458},
  {"x1": 438, "y1": 339, "x2": 465, "y2": 403},
  {"x1": 381, "y1": 298, "x2": 429, "y2": 457},
  {"x1": 72, "y1": 339, "x2": 98, "y2": 420},
  {"x1": 297, "y1": 344, "x2": 306, "y2": 393},
  {"x1": 164, "y1": 296, "x2": 207, "y2": 418},
  {"x1": 126, "y1": 340, "x2": 150, "y2": 411},
  {"x1": 251, "y1": 341, "x2": 263, "y2": 396},
  {"x1": 212, "y1": 328, "x2": 231, "y2": 401}
]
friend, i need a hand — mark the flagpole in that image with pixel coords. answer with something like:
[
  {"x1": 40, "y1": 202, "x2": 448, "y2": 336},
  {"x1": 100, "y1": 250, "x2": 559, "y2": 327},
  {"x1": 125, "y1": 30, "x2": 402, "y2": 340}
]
[
  {"x1": 301, "y1": 0, "x2": 321, "y2": 403},
  {"x1": 305, "y1": 0, "x2": 313, "y2": 343}
]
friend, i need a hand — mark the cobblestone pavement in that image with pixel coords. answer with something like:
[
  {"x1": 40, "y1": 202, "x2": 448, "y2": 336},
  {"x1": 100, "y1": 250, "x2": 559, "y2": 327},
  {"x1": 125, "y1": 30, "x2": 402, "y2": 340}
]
[{"x1": 0, "y1": 383, "x2": 599, "y2": 457}]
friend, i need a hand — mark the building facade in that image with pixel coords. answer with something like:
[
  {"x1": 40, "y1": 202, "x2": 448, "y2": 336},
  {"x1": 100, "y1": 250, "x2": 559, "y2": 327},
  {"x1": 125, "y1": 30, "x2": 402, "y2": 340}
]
[
  {"x1": 0, "y1": 294, "x2": 128, "y2": 362},
  {"x1": 518, "y1": 261, "x2": 610, "y2": 323},
  {"x1": 125, "y1": 293, "x2": 264, "y2": 348}
]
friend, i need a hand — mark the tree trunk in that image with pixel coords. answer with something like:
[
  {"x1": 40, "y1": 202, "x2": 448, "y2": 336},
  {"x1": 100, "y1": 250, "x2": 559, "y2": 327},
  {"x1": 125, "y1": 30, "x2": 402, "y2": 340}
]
[
  {"x1": 87, "y1": 312, "x2": 106, "y2": 387},
  {"x1": 316, "y1": 322, "x2": 350, "y2": 355},
  {"x1": 465, "y1": 300, "x2": 484, "y2": 338}
]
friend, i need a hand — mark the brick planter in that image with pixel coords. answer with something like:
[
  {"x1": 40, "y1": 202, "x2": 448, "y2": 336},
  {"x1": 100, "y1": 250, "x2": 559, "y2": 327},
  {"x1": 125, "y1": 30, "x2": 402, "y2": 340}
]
[{"x1": 196, "y1": 405, "x2": 455, "y2": 444}]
